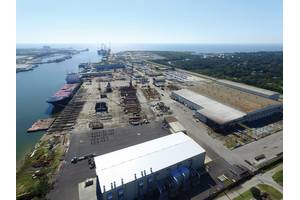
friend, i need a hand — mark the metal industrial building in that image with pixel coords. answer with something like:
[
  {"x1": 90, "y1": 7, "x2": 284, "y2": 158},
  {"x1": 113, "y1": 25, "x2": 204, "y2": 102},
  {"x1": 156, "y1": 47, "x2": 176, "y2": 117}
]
[
  {"x1": 171, "y1": 89, "x2": 247, "y2": 129},
  {"x1": 94, "y1": 132, "x2": 206, "y2": 200},
  {"x1": 217, "y1": 79, "x2": 280, "y2": 100},
  {"x1": 171, "y1": 88, "x2": 282, "y2": 130}
]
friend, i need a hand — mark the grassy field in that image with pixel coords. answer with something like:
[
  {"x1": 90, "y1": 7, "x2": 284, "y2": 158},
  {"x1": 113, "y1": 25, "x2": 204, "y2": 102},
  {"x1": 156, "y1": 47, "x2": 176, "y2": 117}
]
[
  {"x1": 233, "y1": 184, "x2": 282, "y2": 200},
  {"x1": 258, "y1": 184, "x2": 282, "y2": 200},
  {"x1": 272, "y1": 170, "x2": 283, "y2": 186},
  {"x1": 233, "y1": 190, "x2": 253, "y2": 200}
]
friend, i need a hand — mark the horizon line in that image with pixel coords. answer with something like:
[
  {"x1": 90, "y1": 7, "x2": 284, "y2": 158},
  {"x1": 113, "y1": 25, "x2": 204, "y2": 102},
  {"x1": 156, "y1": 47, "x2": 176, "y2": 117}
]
[{"x1": 16, "y1": 42, "x2": 283, "y2": 45}]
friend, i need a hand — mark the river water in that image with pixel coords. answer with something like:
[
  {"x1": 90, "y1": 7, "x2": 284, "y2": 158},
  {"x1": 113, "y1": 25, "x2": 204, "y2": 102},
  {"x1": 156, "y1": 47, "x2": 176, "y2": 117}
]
[{"x1": 16, "y1": 43, "x2": 282, "y2": 166}]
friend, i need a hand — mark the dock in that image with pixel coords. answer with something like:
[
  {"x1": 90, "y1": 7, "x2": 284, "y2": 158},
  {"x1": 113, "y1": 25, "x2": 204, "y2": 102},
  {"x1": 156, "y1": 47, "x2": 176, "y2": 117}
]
[
  {"x1": 27, "y1": 118, "x2": 55, "y2": 133},
  {"x1": 47, "y1": 89, "x2": 86, "y2": 133}
]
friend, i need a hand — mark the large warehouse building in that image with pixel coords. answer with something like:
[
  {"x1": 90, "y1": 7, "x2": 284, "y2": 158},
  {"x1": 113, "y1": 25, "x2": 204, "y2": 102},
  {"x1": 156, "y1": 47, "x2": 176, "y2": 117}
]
[
  {"x1": 171, "y1": 84, "x2": 282, "y2": 130},
  {"x1": 217, "y1": 79, "x2": 280, "y2": 100},
  {"x1": 93, "y1": 132, "x2": 206, "y2": 200},
  {"x1": 171, "y1": 89, "x2": 247, "y2": 130}
]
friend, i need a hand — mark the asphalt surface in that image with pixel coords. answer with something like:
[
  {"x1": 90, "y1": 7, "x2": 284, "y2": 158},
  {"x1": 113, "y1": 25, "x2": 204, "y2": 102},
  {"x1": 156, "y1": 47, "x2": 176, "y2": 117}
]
[
  {"x1": 47, "y1": 121, "x2": 170, "y2": 200},
  {"x1": 232, "y1": 130, "x2": 283, "y2": 167}
]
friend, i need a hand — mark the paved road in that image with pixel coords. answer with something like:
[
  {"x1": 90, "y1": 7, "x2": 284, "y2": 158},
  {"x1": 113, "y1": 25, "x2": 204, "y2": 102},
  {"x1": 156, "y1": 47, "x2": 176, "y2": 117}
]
[
  {"x1": 154, "y1": 83, "x2": 282, "y2": 173},
  {"x1": 154, "y1": 84, "x2": 254, "y2": 171}
]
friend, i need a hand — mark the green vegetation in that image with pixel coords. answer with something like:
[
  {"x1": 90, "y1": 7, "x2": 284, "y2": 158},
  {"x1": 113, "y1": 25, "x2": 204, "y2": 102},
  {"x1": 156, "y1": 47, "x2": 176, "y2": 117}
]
[
  {"x1": 150, "y1": 51, "x2": 283, "y2": 93},
  {"x1": 224, "y1": 137, "x2": 239, "y2": 150},
  {"x1": 222, "y1": 177, "x2": 234, "y2": 187},
  {"x1": 233, "y1": 184, "x2": 282, "y2": 200},
  {"x1": 16, "y1": 137, "x2": 64, "y2": 199},
  {"x1": 272, "y1": 170, "x2": 283, "y2": 186},
  {"x1": 250, "y1": 187, "x2": 261, "y2": 199},
  {"x1": 258, "y1": 184, "x2": 282, "y2": 200},
  {"x1": 233, "y1": 189, "x2": 253, "y2": 200},
  {"x1": 260, "y1": 159, "x2": 282, "y2": 173}
]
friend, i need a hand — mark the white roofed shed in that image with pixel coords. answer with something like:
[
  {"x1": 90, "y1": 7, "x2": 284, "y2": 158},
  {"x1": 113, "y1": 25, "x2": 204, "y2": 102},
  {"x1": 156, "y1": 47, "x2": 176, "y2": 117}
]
[
  {"x1": 94, "y1": 132, "x2": 206, "y2": 199},
  {"x1": 171, "y1": 89, "x2": 246, "y2": 125}
]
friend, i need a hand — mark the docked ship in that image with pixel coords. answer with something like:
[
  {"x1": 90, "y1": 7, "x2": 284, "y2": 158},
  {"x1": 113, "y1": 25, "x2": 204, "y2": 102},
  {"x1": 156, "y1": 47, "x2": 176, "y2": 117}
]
[
  {"x1": 65, "y1": 72, "x2": 81, "y2": 84},
  {"x1": 46, "y1": 73, "x2": 81, "y2": 107}
]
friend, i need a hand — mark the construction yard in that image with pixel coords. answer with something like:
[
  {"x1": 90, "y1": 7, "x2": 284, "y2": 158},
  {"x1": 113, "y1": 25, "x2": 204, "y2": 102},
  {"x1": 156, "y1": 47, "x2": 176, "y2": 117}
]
[
  {"x1": 16, "y1": 50, "x2": 284, "y2": 200},
  {"x1": 141, "y1": 86, "x2": 160, "y2": 100}
]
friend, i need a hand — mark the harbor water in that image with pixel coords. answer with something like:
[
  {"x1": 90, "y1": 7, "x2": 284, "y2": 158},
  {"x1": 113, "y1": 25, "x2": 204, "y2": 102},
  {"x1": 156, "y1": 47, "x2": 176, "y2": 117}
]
[{"x1": 16, "y1": 46, "x2": 100, "y2": 167}]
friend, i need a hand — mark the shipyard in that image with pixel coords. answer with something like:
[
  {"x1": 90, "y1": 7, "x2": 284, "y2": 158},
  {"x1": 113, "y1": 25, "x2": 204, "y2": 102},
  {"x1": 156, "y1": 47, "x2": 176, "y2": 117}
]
[
  {"x1": 15, "y1": 47, "x2": 283, "y2": 200},
  {"x1": 10, "y1": 0, "x2": 290, "y2": 199}
]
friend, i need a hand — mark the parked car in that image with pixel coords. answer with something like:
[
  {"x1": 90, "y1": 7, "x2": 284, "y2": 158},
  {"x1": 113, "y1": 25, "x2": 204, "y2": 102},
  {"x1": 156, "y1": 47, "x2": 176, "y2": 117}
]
[{"x1": 71, "y1": 157, "x2": 78, "y2": 164}]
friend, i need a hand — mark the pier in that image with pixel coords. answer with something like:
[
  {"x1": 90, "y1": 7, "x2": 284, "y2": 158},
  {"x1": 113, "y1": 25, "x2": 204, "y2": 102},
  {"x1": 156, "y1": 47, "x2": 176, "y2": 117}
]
[{"x1": 27, "y1": 118, "x2": 55, "y2": 133}]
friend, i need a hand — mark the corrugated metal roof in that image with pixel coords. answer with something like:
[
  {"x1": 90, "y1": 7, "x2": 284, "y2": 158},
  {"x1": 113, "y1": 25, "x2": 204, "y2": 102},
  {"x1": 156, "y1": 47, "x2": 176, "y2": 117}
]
[
  {"x1": 217, "y1": 79, "x2": 279, "y2": 96},
  {"x1": 173, "y1": 89, "x2": 246, "y2": 124},
  {"x1": 94, "y1": 132, "x2": 205, "y2": 192}
]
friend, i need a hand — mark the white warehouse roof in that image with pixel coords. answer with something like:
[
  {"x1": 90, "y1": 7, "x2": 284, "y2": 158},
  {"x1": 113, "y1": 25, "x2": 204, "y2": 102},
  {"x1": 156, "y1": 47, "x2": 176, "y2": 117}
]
[
  {"x1": 94, "y1": 132, "x2": 205, "y2": 193},
  {"x1": 173, "y1": 89, "x2": 246, "y2": 124},
  {"x1": 217, "y1": 79, "x2": 279, "y2": 97}
]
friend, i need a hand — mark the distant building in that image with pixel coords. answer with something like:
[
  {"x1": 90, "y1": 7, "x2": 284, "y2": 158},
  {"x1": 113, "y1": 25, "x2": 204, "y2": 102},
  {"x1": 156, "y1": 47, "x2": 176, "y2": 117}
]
[
  {"x1": 217, "y1": 79, "x2": 280, "y2": 100},
  {"x1": 153, "y1": 76, "x2": 166, "y2": 87},
  {"x1": 43, "y1": 45, "x2": 51, "y2": 49},
  {"x1": 95, "y1": 62, "x2": 125, "y2": 71},
  {"x1": 94, "y1": 132, "x2": 206, "y2": 200}
]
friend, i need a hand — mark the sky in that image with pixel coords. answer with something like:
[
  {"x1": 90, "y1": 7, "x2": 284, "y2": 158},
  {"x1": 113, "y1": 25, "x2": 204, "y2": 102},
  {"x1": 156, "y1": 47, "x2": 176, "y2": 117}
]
[{"x1": 16, "y1": 0, "x2": 282, "y2": 44}]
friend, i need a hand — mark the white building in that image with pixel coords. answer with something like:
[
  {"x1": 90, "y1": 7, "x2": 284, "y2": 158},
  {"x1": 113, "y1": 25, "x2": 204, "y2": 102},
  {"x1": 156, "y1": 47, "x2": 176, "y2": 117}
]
[
  {"x1": 94, "y1": 132, "x2": 206, "y2": 200},
  {"x1": 171, "y1": 89, "x2": 247, "y2": 129},
  {"x1": 168, "y1": 121, "x2": 187, "y2": 134},
  {"x1": 171, "y1": 89, "x2": 282, "y2": 130}
]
